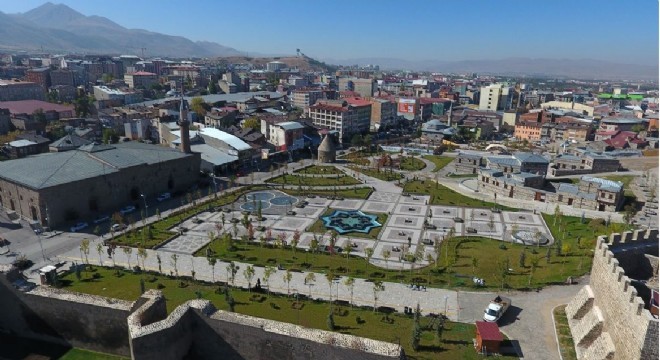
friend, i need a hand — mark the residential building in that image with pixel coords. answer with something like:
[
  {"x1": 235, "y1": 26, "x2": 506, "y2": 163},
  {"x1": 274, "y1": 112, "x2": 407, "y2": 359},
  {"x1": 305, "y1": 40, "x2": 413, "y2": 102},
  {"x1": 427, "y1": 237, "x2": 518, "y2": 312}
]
[
  {"x1": 337, "y1": 78, "x2": 376, "y2": 97},
  {"x1": 93, "y1": 86, "x2": 143, "y2": 107},
  {"x1": 266, "y1": 61, "x2": 286, "y2": 72},
  {"x1": 26, "y1": 67, "x2": 50, "y2": 90},
  {"x1": 541, "y1": 101, "x2": 594, "y2": 116},
  {"x1": 344, "y1": 97, "x2": 372, "y2": 132},
  {"x1": 308, "y1": 100, "x2": 361, "y2": 143},
  {"x1": 124, "y1": 71, "x2": 158, "y2": 89},
  {"x1": 261, "y1": 120, "x2": 305, "y2": 152},
  {"x1": 198, "y1": 127, "x2": 253, "y2": 166},
  {"x1": 369, "y1": 98, "x2": 397, "y2": 131},
  {"x1": 204, "y1": 107, "x2": 238, "y2": 129},
  {"x1": 0, "y1": 79, "x2": 45, "y2": 101},
  {"x1": 0, "y1": 142, "x2": 200, "y2": 226},
  {"x1": 5, "y1": 132, "x2": 50, "y2": 159},
  {"x1": 48, "y1": 134, "x2": 92, "y2": 152},
  {"x1": 124, "y1": 119, "x2": 151, "y2": 140},
  {"x1": 291, "y1": 89, "x2": 323, "y2": 110},
  {"x1": 455, "y1": 151, "x2": 484, "y2": 174},
  {"x1": 514, "y1": 120, "x2": 542, "y2": 141},
  {"x1": 479, "y1": 83, "x2": 513, "y2": 111},
  {"x1": 0, "y1": 108, "x2": 10, "y2": 135}
]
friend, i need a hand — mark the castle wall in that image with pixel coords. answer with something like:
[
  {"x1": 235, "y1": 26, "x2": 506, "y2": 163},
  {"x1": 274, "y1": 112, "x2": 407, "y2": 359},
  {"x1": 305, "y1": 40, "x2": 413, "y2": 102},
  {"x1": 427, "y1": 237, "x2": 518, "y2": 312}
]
[
  {"x1": 566, "y1": 230, "x2": 659, "y2": 360},
  {"x1": 0, "y1": 266, "x2": 132, "y2": 357}
]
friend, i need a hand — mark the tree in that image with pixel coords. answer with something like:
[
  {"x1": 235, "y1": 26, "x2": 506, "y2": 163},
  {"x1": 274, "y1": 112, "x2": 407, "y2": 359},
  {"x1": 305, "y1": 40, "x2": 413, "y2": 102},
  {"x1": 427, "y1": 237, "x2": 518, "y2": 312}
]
[
  {"x1": 344, "y1": 277, "x2": 355, "y2": 308},
  {"x1": 372, "y1": 281, "x2": 384, "y2": 312},
  {"x1": 436, "y1": 316, "x2": 445, "y2": 344},
  {"x1": 156, "y1": 254, "x2": 162, "y2": 274},
  {"x1": 227, "y1": 261, "x2": 239, "y2": 287},
  {"x1": 351, "y1": 134, "x2": 363, "y2": 149},
  {"x1": 102, "y1": 128, "x2": 118, "y2": 144},
  {"x1": 497, "y1": 258, "x2": 509, "y2": 290},
  {"x1": 102, "y1": 73, "x2": 114, "y2": 83},
  {"x1": 545, "y1": 247, "x2": 552, "y2": 264},
  {"x1": 243, "y1": 265, "x2": 255, "y2": 292},
  {"x1": 123, "y1": 247, "x2": 133, "y2": 269},
  {"x1": 283, "y1": 269, "x2": 293, "y2": 296},
  {"x1": 79, "y1": 239, "x2": 90, "y2": 266},
  {"x1": 529, "y1": 256, "x2": 540, "y2": 286},
  {"x1": 327, "y1": 309, "x2": 335, "y2": 331},
  {"x1": 242, "y1": 117, "x2": 260, "y2": 131},
  {"x1": 344, "y1": 245, "x2": 352, "y2": 271},
  {"x1": 207, "y1": 257, "x2": 217, "y2": 282},
  {"x1": 382, "y1": 250, "x2": 391, "y2": 274},
  {"x1": 96, "y1": 243, "x2": 104, "y2": 266},
  {"x1": 364, "y1": 247, "x2": 374, "y2": 272},
  {"x1": 207, "y1": 81, "x2": 219, "y2": 94},
  {"x1": 167, "y1": 253, "x2": 179, "y2": 278},
  {"x1": 325, "y1": 271, "x2": 335, "y2": 306},
  {"x1": 411, "y1": 303, "x2": 421, "y2": 351},
  {"x1": 471, "y1": 257, "x2": 478, "y2": 275},
  {"x1": 553, "y1": 205, "x2": 562, "y2": 226},
  {"x1": 190, "y1": 97, "x2": 208, "y2": 117},
  {"x1": 33, "y1": 108, "x2": 47, "y2": 126},
  {"x1": 305, "y1": 272, "x2": 316, "y2": 298},
  {"x1": 73, "y1": 93, "x2": 94, "y2": 117},
  {"x1": 291, "y1": 229, "x2": 301, "y2": 253},
  {"x1": 264, "y1": 266, "x2": 275, "y2": 297},
  {"x1": 137, "y1": 247, "x2": 148, "y2": 269},
  {"x1": 623, "y1": 204, "x2": 637, "y2": 227}
]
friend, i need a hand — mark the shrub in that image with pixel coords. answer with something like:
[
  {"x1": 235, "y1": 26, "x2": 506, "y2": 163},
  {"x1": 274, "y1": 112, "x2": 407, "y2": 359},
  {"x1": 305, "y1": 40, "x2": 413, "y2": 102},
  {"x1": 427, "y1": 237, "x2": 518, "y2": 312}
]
[
  {"x1": 156, "y1": 283, "x2": 165, "y2": 289},
  {"x1": 499, "y1": 244, "x2": 507, "y2": 250}
]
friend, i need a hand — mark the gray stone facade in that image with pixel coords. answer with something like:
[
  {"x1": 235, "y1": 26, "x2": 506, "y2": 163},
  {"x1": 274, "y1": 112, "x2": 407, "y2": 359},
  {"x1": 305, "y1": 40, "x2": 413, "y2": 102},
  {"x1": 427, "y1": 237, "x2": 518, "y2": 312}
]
[
  {"x1": 455, "y1": 152, "x2": 483, "y2": 174},
  {"x1": 551, "y1": 152, "x2": 620, "y2": 177}
]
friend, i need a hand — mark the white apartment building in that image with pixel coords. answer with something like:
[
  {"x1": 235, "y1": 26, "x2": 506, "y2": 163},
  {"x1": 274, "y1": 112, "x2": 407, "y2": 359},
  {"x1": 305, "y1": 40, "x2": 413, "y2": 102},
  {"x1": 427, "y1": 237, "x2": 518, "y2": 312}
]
[
  {"x1": 308, "y1": 101, "x2": 360, "y2": 143},
  {"x1": 479, "y1": 83, "x2": 513, "y2": 111}
]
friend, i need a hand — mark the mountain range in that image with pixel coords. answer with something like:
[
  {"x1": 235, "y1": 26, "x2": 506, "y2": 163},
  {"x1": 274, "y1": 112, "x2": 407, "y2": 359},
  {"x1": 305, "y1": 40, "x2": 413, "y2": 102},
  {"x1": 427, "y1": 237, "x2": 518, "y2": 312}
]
[
  {"x1": 0, "y1": 2, "x2": 243, "y2": 57},
  {"x1": 0, "y1": 2, "x2": 657, "y2": 80}
]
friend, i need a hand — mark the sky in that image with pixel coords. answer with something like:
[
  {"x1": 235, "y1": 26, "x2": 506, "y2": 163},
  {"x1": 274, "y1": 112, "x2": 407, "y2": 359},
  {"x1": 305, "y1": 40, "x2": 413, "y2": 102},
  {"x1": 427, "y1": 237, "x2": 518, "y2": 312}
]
[{"x1": 1, "y1": 0, "x2": 659, "y2": 66}]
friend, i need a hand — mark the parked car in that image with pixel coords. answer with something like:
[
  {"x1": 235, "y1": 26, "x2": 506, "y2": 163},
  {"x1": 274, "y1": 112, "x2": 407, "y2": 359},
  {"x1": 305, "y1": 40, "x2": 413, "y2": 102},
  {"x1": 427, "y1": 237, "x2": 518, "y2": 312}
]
[
  {"x1": 483, "y1": 296, "x2": 511, "y2": 322},
  {"x1": 70, "y1": 222, "x2": 89, "y2": 232},
  {"x1": 157, "y1": 192, "x2": 171, "y2": 202},
  {"x1": 93, "y1": 215, "x2": 110, "y2": 224},
  {"x1": 111, "y1": 223, "x2": 127, "y2": 232},
  {"x1": 120, "y1": 205, "x2": 136, "y2": 215}
]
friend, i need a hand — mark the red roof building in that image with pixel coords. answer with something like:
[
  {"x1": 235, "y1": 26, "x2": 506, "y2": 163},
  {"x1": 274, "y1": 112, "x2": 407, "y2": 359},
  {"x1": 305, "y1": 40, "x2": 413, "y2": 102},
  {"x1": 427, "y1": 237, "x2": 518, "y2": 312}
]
[
  {"x1": 0, "y1": 100, "x2": 74, "y2": 119},
  {"x1": 475, "y1": 321, "x2": 503, "y2": 354}
]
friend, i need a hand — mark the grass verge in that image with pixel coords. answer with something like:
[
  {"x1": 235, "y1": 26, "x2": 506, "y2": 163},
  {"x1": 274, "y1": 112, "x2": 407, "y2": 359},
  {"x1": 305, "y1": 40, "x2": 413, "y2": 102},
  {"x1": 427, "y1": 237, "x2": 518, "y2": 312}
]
[
  {"x1": 553, "y1": 305, "x2": 578, "y2": 360},
  {"x1": 422, "y1": 155, "x2": 453, "y2": 172},
  {"x1": 403, "y1": 180, "x2": 517, "y2": 210},
  {"x1": 268, "y1": 174, "x2": 362, "y2": 186}
]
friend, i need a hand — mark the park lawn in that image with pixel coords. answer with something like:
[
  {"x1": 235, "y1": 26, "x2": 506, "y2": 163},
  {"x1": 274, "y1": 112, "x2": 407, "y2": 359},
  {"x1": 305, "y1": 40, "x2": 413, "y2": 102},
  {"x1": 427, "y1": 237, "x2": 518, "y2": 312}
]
[
  {"x1": 422, "y1": 155, "x2": 453, "y2": 172},
  {"x1": 400, "y1": 157, "x2": 426, "y2": 171},
  {"x1": 553, "y1": 305, "x2": 578, "y2": 360},
  {"x1": 58, "y1": 267, "x2": 515, "y2": 360},
  {"x1": 295, "y1": 165, "x2": 343, "y2": 175},
  {"x1": 282, "y1": 187, "x2": 372, "y2": 199},
  {"x1": 268, "y1": 174, "x2": 362, "y2": 186},
  {"x1": 110, "y1": 186, "x2": 269, "y2": 248},
  {"x1": 404, "y1": 180, "x2": 517, "y2": 210},
  {"x1": 306, "y1": 209, "x2": 388, "y2": 240},
  {"x1": 347, "y1": 165, "x2": 404, "y2": 181},
  {"x1": 448, "y1": 173, "x2": 478, "y2": 178}
]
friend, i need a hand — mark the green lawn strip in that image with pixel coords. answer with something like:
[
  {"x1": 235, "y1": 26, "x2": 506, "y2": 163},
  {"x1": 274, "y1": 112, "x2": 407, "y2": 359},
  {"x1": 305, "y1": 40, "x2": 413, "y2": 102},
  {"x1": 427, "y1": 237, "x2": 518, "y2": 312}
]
[
  {"x1": 59, "y1": 266, "x2": 516, "y2": 360},
  {"x1": 347, "y1": 165, "x2": 404, "y2": 181},
  {"x1": 110, "y1": 186, "x2": 269, "y2": 248},
  {"x1": 281, "y1": 187, "x2": 372, "y2": 199},
  {"x1": 399, "y1": 157, "x2": 426, "y2": 171},
  {"x1": 422, "y1": 155, "x2": 453, "y2": 172},
  {"x1": 553, "y1": 305, "x2": 578, "y2": 360},
  {"x1": 268, "y1": 174, "x2": 362, "y2": 186},
  {"x1": 403, "y1": 180, "x2": 517, "y2": 210},
  {"x1": 305, "y1": 209, "x2": 388, "y2": 240},
  {"x1": 59, "y1": 348, "x2": 130, "y2": 360},
  {"x1": 295, "y1": 165, "x2": 343, "y2": 175}
]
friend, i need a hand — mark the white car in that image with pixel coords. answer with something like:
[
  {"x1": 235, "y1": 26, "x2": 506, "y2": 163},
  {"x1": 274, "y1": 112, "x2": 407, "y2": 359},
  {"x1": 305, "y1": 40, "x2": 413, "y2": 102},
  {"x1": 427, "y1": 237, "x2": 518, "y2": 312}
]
[
  {"x1": 157, "y1": 192, "x2": 171, "y2": 202},
  {"x1": 93, "y1": 215, "x2": 110, "y2": 224},
  {"x1": 111, "y1": 223, "x2": 127, "y2": 232},
  {"x1": 70, "y1": 222, "x2": 89, "y2": 232},
  {"x1": 120, "y1": 205, "x2": 136, "y2": 215}
]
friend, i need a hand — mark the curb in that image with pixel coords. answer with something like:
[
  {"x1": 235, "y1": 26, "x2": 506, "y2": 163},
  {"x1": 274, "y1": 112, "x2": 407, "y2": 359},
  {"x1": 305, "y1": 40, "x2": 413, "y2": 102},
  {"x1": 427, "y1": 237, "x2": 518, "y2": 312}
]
[{"x1": 551, "y1": 304, "x2": 567, "y2": 360}]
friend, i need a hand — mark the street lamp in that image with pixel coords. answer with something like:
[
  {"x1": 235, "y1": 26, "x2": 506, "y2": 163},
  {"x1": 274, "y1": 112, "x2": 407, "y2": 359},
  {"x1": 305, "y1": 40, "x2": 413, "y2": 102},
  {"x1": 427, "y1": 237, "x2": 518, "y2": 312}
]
[
  {"x1": 140, "y1": 194, "x2": 148, "y2": 219},
  {"x1": 444, "y1": 295, "x2": 449, "y2": 317}
]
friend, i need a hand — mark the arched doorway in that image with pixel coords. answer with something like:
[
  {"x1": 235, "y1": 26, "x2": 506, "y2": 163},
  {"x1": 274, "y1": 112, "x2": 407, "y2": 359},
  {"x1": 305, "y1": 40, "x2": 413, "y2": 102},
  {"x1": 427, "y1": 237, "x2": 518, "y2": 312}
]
[
  {"x1": 30, "y1": 206, "x2": 37, "y2": 221},
  {"x1": 9, "y1": 199, "x2": 15, "y2": 211}
]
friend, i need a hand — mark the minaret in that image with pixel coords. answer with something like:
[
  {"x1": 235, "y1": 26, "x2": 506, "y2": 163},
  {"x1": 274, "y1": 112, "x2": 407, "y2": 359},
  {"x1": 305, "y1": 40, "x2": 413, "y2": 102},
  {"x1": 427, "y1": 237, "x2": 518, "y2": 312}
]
[
  {"x1": 179, "y1": 92, "x2": 192, "y2": 153},
  {"x1": 447, "y1": 101, "x2": 453, "y2": 127}
]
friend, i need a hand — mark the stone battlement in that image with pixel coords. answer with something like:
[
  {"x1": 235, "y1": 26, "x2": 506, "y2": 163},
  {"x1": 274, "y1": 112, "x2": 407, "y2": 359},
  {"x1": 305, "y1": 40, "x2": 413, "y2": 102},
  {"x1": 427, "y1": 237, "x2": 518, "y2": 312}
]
[{"x1": 566, "y1": 228, "x2": 659, "y2": 360}]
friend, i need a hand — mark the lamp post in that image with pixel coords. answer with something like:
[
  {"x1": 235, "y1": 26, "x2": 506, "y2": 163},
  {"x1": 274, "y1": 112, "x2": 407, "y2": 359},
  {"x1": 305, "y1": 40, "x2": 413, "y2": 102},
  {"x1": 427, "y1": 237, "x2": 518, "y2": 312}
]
[
  {"x1": 140, "y1": 194, "x2": 148, "y2": 219},
  {"x1": 444, "y1": 295, "x2": 449, "y2": 317}
]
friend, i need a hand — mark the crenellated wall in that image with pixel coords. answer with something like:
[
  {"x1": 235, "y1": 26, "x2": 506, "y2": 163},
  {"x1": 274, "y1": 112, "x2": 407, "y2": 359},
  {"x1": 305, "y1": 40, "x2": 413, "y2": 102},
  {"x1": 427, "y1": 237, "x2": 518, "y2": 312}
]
[{"x1": 565, "y1": 229, "x2": 659, "y2": 360}]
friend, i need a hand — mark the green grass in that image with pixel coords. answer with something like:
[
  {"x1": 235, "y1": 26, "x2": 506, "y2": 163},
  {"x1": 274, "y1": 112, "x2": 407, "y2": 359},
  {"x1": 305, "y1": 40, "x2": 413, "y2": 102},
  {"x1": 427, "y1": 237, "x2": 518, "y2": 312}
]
[
  {"x1": 59, "y1": 348, "x2": 130, "y2": 360},
  {"x1": 268, "y1": 174, "x2": 362, "y2": 186},
  {"x1": 58, "y1": 266, "x2": 516, "y2": 360},
  {"x1": 347, "y1": 166, "x2": 404, "y2": 181},
  {"x1": 109, "y1": 186, "x2": 269, "y2": 248},
  {"x1": 295, "y1": 165, "x2": 343, "y2": 175},
  {"x1": 399, "y1": 157, "x2": 426, "y2": 171},
  {"x1": 403, "y1": 180, "x2": 517, "y2": 210},
  {"x1": 422, "y1": 155, "x2": 453, "y2": 172},
  {"x1": 281, "y1": 187, "x2": 373, "y2": 199},
  {"x1": 306, "y1": 209, "x2": 388, "y2": 240},
  {"x1": 553, "y1": 305, "x2": 578, "y2": 360}
]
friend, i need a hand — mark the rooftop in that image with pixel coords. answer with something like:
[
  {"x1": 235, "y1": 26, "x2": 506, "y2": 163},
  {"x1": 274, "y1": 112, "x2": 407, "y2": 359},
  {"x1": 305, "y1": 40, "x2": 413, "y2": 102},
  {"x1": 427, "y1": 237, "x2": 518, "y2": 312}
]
[
  {"x1": 200, "y1": 128, "x2": 251, "y2": 151},
  {"x1": 0, "y1": 100, "x2": 74, "y2": 114},
  {"x1": 0, "y1": 142, "x2": 192, "y2": 190},
  {"x1": 476, "y1": 321, "x2": 503, "y2": 342},
  {"x1": 277, "y1": 121, "x2": 304, "y2": 131}
]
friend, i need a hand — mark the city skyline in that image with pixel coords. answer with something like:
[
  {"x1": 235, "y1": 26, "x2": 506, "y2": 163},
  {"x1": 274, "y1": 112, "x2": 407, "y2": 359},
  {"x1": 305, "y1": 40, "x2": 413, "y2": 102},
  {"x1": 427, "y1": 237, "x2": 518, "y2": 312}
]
[{"x1": 1, "y1": 0, "x2": 658, "y2": 67}]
